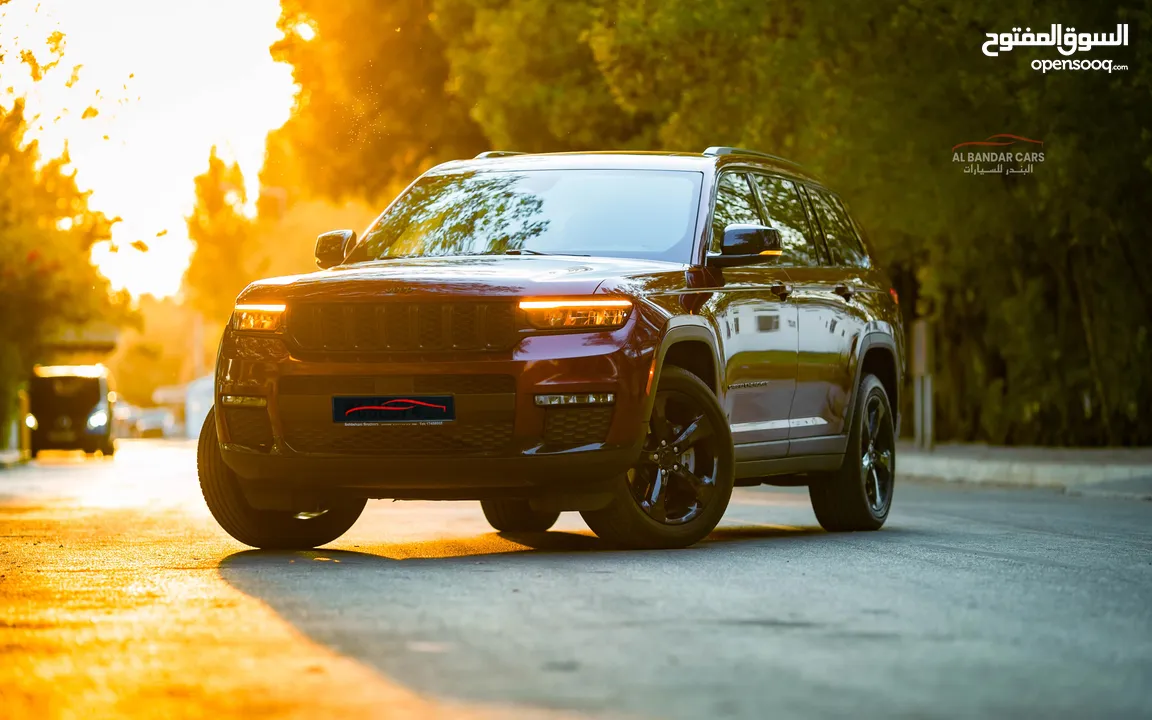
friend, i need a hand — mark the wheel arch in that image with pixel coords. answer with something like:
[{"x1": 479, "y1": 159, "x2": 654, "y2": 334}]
[
  {"x1": 847, "y1": 333, "x2": 902, "y2": 435},
  {"x1": 642, "y1": 319, "x2": 723, "y2": 423}
]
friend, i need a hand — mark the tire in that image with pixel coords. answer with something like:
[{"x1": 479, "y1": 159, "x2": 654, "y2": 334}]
[
  {"x1": 480, "y1": 499, "x2": 560, "y2": 532},
  {"x1": 581, "y1": 366, "x2": 734, "y2": 549},
  {"x1": 102, "y1": 439, "x2": 116, "y2": 457},
  {"x1": 197, "y1": 408, "x2": 366, "y2": 549},
  {"x1": 809, "y1": 373, "x2": 895, "y2": 531}
]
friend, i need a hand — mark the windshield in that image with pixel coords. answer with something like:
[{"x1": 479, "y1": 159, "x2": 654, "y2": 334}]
[
  {"x1": 30, "y1": 376, "x2": 102, "y2": 415},
  {"x1": 354, "y1": 169, "x2": 702, "y2": 263}
]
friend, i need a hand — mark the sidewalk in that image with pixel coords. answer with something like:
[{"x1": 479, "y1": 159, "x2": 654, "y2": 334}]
[
  {"x1": 899, "y1": 441, "x2": 1152, "y2": 500},
  {"x1": 0, "y1": 449, "x2": 23, "y2": 469}
]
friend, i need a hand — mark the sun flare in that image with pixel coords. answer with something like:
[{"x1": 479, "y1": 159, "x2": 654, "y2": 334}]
[{"x1": 0, "y1": 0, "x2": 297, "y2": 298}]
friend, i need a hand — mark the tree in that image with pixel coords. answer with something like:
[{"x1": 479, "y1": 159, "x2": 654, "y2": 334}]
[
  {"x1": 0, "y1": 99, "x2": 126, "y2": 442},
  {"x1": 263, "y1": 0, "x2": 488, "y2": 203},
  {"x1": 183, "y1": 148, "x2": 266, "y2": 325}
]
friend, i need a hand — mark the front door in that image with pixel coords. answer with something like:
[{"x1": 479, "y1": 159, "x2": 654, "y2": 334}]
[{"x1": 708, "y1": 172, "x2": 798, "y2": 451}]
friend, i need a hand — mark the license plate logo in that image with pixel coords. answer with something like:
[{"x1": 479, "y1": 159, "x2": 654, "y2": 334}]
[{"x1": 333, "y1": 395, "x2": 455, "y2": 425}]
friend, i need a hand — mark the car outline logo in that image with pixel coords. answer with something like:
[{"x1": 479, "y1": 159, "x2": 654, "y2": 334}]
[
  {"x1": 344, "y1": 398, "x2": 449, "y2": 416},
  {"x1": 952, "y1": 133, "x2": 1044, "y2": 152}
]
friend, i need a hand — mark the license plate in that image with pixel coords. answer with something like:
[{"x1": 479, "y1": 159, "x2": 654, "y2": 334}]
[
  {"x1": 48, "y1": 430, "x2": 75, "y2": 442},
  {"x1": 333, "y1": 395, "x2": 455, "y2": 425}
]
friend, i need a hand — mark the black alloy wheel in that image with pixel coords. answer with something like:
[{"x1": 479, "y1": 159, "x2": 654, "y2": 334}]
[
  {"x1": 860, "y1": 393, "x2": 895, "y2": 514},
  {"x1": 628, "y1": 387, "x2": 720, "y2": 525},
  {"x1": 581, "y1": 366, "x2": 734, "y2": 549},
  {"x1": 809, "y1": 373, "x2": 895, "y2": 531}
]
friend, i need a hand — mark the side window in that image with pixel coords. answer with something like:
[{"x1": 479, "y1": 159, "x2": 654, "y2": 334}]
[
  {"x1": 807, "y1": 189, "x2": 870, "y2": 268},
  {"x1": 750, "y1": 174, "x2": 820, "y2": 267},
  {"x1": 709, "y1": 172, "x2": 761, "y2": 253}
]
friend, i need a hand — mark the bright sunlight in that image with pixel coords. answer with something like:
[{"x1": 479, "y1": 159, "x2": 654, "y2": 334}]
[{"x1": 0, "y1": 0, "x2": 296, "y2": 297}]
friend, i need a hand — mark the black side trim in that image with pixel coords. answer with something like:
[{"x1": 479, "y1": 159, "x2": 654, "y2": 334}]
[
  {"x1": 736, "y1": 454, "x2": 843, "y2": 480},
  {"x1": 844, "y1": 332, "x2": 901, "y2": 436},
  {"x1": 788, "y1": 434, "x2": 848, "y2": 456}
]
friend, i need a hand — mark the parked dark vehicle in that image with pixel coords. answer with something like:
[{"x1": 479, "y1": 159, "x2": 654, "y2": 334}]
[
  {"x1": 199, "y1": 147, "x2": 905, "y2": 549},
  {"x1": 29, "y1": 364, "x2": 116, "y2": 457}
]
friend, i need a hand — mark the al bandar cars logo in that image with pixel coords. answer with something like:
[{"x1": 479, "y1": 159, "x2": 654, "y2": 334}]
[{"x1": 952, "y1": 134, "x2": 1044, "y2": 177}]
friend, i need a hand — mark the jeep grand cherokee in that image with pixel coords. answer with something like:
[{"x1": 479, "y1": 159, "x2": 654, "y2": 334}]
[{"x1": 198, "y1": 147, "x2": 905, "y2": 550}]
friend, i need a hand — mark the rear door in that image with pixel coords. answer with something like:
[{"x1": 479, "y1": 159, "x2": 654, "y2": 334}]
[
  {"x1": 708, "y1": 171, "x2": 798, "y2": 451},
  {"x1": 786, "y1": 185, "x2": 871, "y2": 443}
]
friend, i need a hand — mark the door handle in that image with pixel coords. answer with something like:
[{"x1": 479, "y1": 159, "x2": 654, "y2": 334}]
[
  {"x1": 769, "y1": 283, "x2": 792, "y2": 300},
  {"x1": 833, "y1": 284, "x2": 855, "y2": 301}
]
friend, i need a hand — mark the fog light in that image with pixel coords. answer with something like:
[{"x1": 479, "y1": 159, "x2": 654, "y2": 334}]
[
  {"x1": 221, "y1": 395, "x2": 268, "y2": 407},
  {"x1": 534, "y1": 393, "x2": 615, "y2": 407}
]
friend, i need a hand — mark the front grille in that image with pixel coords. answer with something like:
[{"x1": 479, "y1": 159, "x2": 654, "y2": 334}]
[
  {"x1": 224, "y1": 407, "x2": 273, "y2": 451},
  {"x1": 543, "y1": 407, "x2": 614, "y2": 449},
  {"x1": 279, "y1": 374, "x2": 516, "y2": 396},
  {"x1": 286, "y1": 302, "x2": 517, "y2": 354},
  {"x1": 281, "y1": 419, "x2": 515, "y2": 455}
]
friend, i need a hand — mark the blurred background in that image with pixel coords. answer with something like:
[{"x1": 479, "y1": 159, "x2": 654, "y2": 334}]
[{"x1": 0, "y1": 0, "x2": 1148, "y2": 452}]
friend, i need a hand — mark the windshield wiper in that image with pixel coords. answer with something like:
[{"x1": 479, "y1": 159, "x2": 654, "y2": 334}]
[{"x1": 504, "y1": 249, "x2": 589, "y2": 256}]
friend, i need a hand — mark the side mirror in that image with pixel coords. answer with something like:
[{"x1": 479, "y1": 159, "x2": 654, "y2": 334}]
[
  {"x1": 315, "y1": 229, "x2": 357, "y2": 269},
  {"x1": 706, "y1": 224, "x2": 783, "y2": 268}
]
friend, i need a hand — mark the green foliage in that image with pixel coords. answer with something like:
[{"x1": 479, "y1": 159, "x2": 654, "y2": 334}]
[
  {"x1": 265, "y1": 0, "x2": 488, "y2": 202},
  {"x1": 0, "y1": 99, "x2": 127, "y2": 441},
  {"x1": 183, "y1": 148, "x2": 266, "y2": 324},
  {"x1": 433, "y1": 0, "x2": 645, "y2": 151},
  {"x1": 272, "y1": 0, "x2": 1152, "y2": 445}
]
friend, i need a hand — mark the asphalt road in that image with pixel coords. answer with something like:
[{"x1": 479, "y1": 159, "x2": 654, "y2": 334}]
[{"x1": 2, "y1": 440, "x2": 1150, "y2": 719}]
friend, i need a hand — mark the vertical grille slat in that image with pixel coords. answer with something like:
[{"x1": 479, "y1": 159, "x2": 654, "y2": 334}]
[{"x1": 286, "y1": 301, "x2": 517, "y2": 355}]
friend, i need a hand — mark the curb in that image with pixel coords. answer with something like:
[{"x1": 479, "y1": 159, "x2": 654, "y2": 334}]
[
  {"x1": 899, "y1": 452, "x2": 1152, "y2": 500},
  {"x1": 0, "y1": 451, "x2": 25, "y2": 470},
  {"x1": 899, "y1": 454, "x2": 1152, "y2": 488}
]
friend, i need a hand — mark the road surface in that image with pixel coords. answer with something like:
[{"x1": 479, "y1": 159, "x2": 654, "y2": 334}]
[{"x1": 2, "y1": 440, "x2": 1150, "y2": 719}]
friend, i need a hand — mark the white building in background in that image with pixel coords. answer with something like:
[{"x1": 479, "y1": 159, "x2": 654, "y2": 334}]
[{"x1": 184, "y1": 375, "x2": 214, "y2": 439}]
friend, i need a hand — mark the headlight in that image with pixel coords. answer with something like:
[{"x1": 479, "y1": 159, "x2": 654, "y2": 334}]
[
  {"x1": 87, "y1": 409, "x2": 108, "y2": 430},
  {"x1": 233, "y1": 303, "x2": 286, "y2": 332},
  {"x1": 25, "y1": 413, "x2": 38, "y2": 430},
  {"x1": 519, "y1": 298, "x2": 632, "y2": 330}
]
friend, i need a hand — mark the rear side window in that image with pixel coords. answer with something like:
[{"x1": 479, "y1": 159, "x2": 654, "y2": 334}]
[
  {"x1": 710, "y1": 173, "x2": 760, "y2": 253},
  {"x1": 807, "y1": 189, "x2": 870, "y2": 268},
  {"x1": 750, "y1": 174, "x2": 820, "y2": 267}
]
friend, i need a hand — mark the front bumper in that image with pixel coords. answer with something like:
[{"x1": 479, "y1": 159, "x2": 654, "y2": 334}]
[{"x1": 214, "y1": 317, "x2": 658, "y2": 496}]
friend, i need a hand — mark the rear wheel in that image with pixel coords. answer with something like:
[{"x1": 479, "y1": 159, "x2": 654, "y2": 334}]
[
  {"x1": 809, "y1": 373, "x2": 895, "y2": 531},
  {"x1": 581, "y1": 366, "x2": 734, "y2": 549},
  {"x1": 480, "y1": 499, "x2": 559, "y2": 532},
  {"x1": 198, "y1": 408, "x2": 365, "y2": 549}
]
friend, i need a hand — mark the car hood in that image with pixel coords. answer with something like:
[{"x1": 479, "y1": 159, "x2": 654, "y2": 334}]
[{"x1": 237, "y1": 255, "x2": 689, "y2": 303}]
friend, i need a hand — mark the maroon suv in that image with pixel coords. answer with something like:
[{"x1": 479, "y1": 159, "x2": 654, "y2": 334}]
[{"x1": 198, "y1": 147, "x2": 905, "y2": 550}]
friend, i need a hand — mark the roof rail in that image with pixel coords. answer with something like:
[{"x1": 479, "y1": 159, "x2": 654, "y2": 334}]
[
  {"x1": 474, "y1": 151, "x2": 526, "y2": 159},
  {"x1": 702, "y1": 146, "x2": 803, "y2": 168}
]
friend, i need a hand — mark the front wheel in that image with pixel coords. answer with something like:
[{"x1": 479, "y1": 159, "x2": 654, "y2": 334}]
[
  {"x1": 198, "y1": 408, "x2": 366, "y2": 549},
  {"x1": 581, "y1": 366, "x2": 734, "y2": 549},
  {"x1": 808, "y1": 373, "x2": 895, "y2": 531}
]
